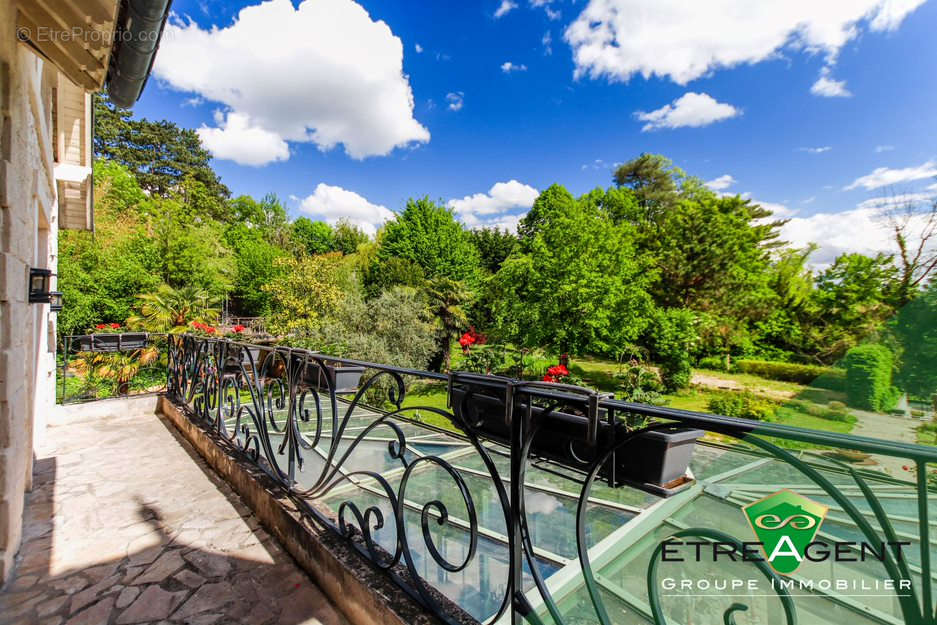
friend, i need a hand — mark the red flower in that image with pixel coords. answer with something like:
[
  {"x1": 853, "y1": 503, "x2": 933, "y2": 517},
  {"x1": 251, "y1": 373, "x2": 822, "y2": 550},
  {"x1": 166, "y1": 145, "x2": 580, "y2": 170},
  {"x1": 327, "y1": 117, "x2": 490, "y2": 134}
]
[
  {"x1": 459, "y1": 333, "x2": 476, "y2": 347},
  {"x1": 547, "y1": 364, "x2": 569, "y2": 378},
  {"x1": 233, "y1": 325, "x2": 246, "y2": 333},
  {"x1": 542, "y1": 374, "x2": 557, "y2": 383},
  {"x1": 95, "y1": 324, "x2": 106, "y2": 329},
  {"x1": 110, "y1": 322, "x2": 121, "y2": 329}
]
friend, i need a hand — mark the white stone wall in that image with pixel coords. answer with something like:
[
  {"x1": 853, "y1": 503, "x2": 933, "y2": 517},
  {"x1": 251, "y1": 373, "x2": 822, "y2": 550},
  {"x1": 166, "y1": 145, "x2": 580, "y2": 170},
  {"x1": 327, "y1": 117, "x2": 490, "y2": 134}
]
[{"x1": 0, "y1": 0, "x2": 59, "y2": 584}]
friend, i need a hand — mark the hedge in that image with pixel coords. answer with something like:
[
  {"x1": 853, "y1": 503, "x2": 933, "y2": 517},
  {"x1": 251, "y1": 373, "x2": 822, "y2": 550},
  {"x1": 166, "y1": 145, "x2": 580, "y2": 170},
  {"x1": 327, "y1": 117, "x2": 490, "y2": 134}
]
[
  {"x1": 696, "y1": 357, "x2": 845, "y2": 389},
  {"x1": 707, "y1": 392, "x2": 778, "y2": 422},
  {"x1": 843, "y1": 344, "x2": 900, "y2": 412}
]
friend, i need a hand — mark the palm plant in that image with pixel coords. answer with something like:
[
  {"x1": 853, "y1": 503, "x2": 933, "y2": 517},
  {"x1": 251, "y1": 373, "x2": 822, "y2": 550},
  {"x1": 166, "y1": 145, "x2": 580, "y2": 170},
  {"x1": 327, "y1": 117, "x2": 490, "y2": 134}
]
[
  {"x1": 70, "y1": 346, "x2": 160, "y2": 395},
  {"x1": 127, "y1": 284, "x2": 221, "y2": 332},
  {"x1": 425, "y1": 277, "x2": 472, "y2": 372}
]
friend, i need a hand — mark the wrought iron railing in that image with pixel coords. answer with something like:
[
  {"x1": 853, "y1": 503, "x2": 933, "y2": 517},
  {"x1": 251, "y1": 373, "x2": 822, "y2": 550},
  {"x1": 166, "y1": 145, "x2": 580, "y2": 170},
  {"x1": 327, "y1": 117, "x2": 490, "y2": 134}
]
[
  {"x1": 59, "y1": 333, "x2": 167, "y2": 404},
  {"x1": 165, "y1": 334, "x2": 937, "y2": 625}
]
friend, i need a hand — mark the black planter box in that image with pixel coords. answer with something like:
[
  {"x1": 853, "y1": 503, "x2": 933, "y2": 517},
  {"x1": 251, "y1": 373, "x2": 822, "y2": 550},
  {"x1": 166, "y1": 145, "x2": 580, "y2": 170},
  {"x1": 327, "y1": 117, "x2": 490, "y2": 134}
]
[
  {"x1": 450, "y1": 382, "x2": 702, "y2": 496},
  {"x1": 88, "y1": 333, "x2": 147, "y2": 352},
  {"x1": 72, "y1": 335, "x2": 94, "y2": 352},
  {"x1": 303, "y1": 363, "x2": 365, "y2": 394}
]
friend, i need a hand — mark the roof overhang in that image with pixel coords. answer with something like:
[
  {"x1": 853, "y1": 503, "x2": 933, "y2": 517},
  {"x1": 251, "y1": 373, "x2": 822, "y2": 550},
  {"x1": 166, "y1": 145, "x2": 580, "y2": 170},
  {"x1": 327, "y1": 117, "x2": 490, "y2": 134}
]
[{"x1": 16, "y1": 0, "x2": 122, "y2": 91}]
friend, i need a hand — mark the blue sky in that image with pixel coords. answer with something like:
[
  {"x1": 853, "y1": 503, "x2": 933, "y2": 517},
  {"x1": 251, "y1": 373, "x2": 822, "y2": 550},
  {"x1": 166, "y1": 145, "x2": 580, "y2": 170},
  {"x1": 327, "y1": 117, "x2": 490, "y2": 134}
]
[{"x1": 136, "y1": 0, "x2": 937, "y2": 265}]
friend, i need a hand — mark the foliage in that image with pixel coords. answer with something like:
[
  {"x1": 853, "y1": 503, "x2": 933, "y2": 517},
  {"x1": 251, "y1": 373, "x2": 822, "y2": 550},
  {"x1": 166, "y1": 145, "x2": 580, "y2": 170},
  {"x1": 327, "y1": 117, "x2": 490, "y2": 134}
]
[
  {"x1": 468, "y1": 227, "x2": 517, "y2": 273},
  {"x1": 707, "y1": 392, "x2": 778, "y2": 422},
  {"x1": 425, "y1": 277, "x2": 472, "y2": 371},
  {"x1": 649, "y1": 308, "x2": 698, "y2": 391},
  {"x1": 843, "y1": 344, "x2": 900, "y2": 412},
  {"x1": 490, "y1": 185, "x2": 653, "y2": 354},
  {"x1": 783, "y1": 399, "x2": 854, "y2": 423},
  {"x1": 378, "y1": 197, "x2": 480, "y2": 284},
  {"x1": 224, "y1": 224, "x2": 289, "y2": 316},
  {"x1": 614, "y1": 362, "x2": 665, "y2": 405},
  {"x1": 292, "y1": 218, "x2": 336, "y2": 255},
  {"x1": 333, "y1": 220, "x2": 371, "y2": 255},
  {"x1": 127, "y1": 284, "x2": 220, "y2": 332},
  {"x1": 262, "y1": 253, "x2": 348, "y2": 336},
  {"x1": 891, "y1": 282, "x2": 937, "y2": 398},
  {"x1": 93, "y1": 94, "x2": 229, "y2": 205},
  {"x1": 733, "y1": 359, "x2": 843, "y2": 386},
  {"x1": 613, "y1": 153, "x2": 683, "y2": 214},
  {"x1": 296, "y1": 287, "x2": 436, "y2": 370},
  {"x1": 362, "y1": 257, "x2": 425, "y2": 299}
]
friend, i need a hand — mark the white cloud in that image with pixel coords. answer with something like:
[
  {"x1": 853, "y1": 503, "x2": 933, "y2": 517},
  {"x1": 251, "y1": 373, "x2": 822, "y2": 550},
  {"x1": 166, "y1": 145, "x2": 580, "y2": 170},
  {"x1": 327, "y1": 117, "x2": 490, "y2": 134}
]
[
  {"x1": 782, "y1": 202, "x2": 936, "y2": 268},
  {"x1": 154, "y1": 0, "x2": 429, "y2": 164},
  {"x1": 875, "y1": 145, "x2": 895, "y2": 153},
  {"x1": 494, "y1": 0, "x2": 517, "y2": 18},
  {"x1": 798, "y1": 146, "x2": 832, "y2": 154},
  {"x1": 565, "y1": 1, "x2": 926, "y2": 86},
  {"x1": 197, "y1": 112, "x2": 289, "y2": 166},
  {"x1": 545, "y1": 7, "x2": 561, "y2": 20},
  {"x1": 448, "y1": 180, "x2": 539, "y2": 229},
  {"x1": 501, "y1": 61, "x2": 528, "y2": 73},
  {"x1": 415, "y1": 43, "x2": 423, "y2": 53},
  {"x1": 811, "y1": 73, "x2": 852, "y2": 98},
  {"x1": 298, "y1": 183, "x2": 394, "y2": 236},
  {"x1": 635, "y1": 92, "x2": 740, "y2": 132},
  {"x1": 446, "y1": 92, "x2": 464, "y2": 111},
  {"x1": 845, "y1": 160, "x2": 937, "y2": 191},
  {"x1": 705, "y1": 174, "x2": 736, "y2": 191},
  {"x1": 542, "y1": 31, "x2": 553, "y2": 55}
]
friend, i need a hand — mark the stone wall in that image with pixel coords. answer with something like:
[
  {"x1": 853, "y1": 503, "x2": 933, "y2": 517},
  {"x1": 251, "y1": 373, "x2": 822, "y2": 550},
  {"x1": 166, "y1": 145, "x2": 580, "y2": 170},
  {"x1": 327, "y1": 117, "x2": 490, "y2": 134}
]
[{"x1": 0, "y1": 0, "x2": 59, "y2": 584}]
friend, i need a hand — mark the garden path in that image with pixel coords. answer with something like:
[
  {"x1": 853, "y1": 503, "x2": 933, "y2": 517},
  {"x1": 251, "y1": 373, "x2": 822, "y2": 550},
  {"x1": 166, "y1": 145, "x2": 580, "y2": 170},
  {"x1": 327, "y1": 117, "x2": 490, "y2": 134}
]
[{"x1": 0, "y1": 401, "x2": 349, "y2": 625}]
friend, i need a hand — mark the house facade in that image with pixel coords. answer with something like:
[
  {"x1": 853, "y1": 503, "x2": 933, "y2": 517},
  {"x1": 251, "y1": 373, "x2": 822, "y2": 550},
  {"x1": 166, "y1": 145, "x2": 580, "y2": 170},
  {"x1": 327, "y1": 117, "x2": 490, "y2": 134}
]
[{"x1": 0, "y1": 0, "x2": 168, "y2": 583}]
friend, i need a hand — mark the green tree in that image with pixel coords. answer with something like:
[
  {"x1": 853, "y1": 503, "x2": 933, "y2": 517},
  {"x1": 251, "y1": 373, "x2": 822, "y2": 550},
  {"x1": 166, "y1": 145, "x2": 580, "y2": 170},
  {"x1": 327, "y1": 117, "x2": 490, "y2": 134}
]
[
  {"x1": 378, "y1": 198, "x2": 480, "y2": 283},
  {"x1": 517, "y1": 184, "x2": 577, "y2": 242},
  {"x1": 810, "y1": 253, "x2": 899, "y2": 362},
  {"x1": 649, "y1": 308, "x2": 698, "y2": 391},
  {"x1": 93, "y1": 94, "x2": 229, "y2": 203},
  {"x1": 891, "y1": 281, "x2": 937, "y2": 398},
  {"x1": 490, "y1": 186, "x2": 653, "y2": 354},
  {"x1": 262, "y1": 253, "x2": 348, "y2": 336},
  {"x1": 425, "y1": 277, "x2": 472, "y2": 372},
  {"x1": 613, "y1": 153, "x2": 683, "y2": 214},
  {"x1": 332, "y1": 220, "x2": 370, "y2": 255},
  {"x1": 468, "y1": 227, "x2": 517, "y2": 273},
  {"x1": 292, "y1": 218, "x2": 336, "y2": 255}
]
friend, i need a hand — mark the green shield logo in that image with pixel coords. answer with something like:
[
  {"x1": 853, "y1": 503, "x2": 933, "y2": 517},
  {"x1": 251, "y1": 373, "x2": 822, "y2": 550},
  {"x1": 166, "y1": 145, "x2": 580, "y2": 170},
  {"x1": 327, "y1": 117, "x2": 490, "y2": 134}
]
[{"x1": 743, "y1": 489, "x2": 828, "y2": 575}]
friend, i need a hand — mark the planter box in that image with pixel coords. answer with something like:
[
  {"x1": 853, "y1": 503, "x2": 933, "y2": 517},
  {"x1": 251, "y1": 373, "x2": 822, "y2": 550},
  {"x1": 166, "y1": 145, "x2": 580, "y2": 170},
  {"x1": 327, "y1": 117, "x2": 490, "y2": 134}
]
[
  {"x1": 92, "y1": 333, "x2": 147, "y2": 352},
  {"x1": 303, "y1": 363, "x2": 365, "y2": 394},
  {"x1": 450, "y1": 382, "x2": 702, "y2": 496},
  {"x1": 71, "y1": 335, "x2": 94, "y2": 352}
]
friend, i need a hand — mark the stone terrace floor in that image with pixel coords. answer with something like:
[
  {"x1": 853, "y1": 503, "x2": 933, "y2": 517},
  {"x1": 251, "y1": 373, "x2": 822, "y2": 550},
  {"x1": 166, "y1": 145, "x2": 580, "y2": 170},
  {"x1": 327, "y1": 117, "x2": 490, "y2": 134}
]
[{"x1": 0, "y1": 399, "x2": 350, "y2": 625}]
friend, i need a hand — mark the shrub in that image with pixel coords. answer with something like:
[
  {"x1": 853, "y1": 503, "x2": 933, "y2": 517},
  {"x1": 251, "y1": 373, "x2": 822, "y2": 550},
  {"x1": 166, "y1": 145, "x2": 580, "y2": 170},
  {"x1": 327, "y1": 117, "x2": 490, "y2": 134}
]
[
  {"x1": 697, "y1": 356, "x2": 728, "y2": 371},
  {"x1": 784, "y1": 399, "x2": 854, "y2": 422},
  {"x1": 732, "y1": 359, "x2": 842, "y2": 386},
  {"x1": 707, "y1": 392, "x2": 778, "y2": 422},
  {"x1": 843, "y1": 344, "x2": 900, "y2": 412},
  {"x1": 651, "y1": 309, "x2": 697, "y2": 392}
]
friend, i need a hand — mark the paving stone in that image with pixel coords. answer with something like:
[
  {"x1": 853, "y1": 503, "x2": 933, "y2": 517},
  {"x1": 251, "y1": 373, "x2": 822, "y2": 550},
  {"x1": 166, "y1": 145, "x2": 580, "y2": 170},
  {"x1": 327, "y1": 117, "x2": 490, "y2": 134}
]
[
  {"x1": 0, "y1": 410, "x2": 350, "y2": 625},
  {"x1": 173, "y1": 569, "x2": 205, "y2": 589},
  {"x1": 64, "y1": 596, "x2": 115, "y2": 625},
  {"x1": 132, "y1": 550, "x2": 185, "y2": 585},
  {"x1": 115, "y1": 586, "x2": 139, "y2": 609},
  {"x1": 48, "y1": 575, "x2": 88, "y2": 596},
  {"x1": 116, "y1": 585, "x2": 187, "y2": 624},
  {"x1": 171, "y1": 582, "x2": 232, "y2": 620},
  {"x1": 70, "y1": 573, "x2": 122, "y2": 614},
  {"x1": 182, "y1": 551, "x2": 231, "y2": 579},
  {"x1": 36, "y1": 594, "x2": 68, "y2": 618}
]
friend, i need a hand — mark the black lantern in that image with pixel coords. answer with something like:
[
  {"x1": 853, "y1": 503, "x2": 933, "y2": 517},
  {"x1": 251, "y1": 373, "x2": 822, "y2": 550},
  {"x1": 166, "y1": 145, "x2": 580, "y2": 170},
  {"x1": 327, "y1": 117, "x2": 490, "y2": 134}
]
[
  {"x1": 49, "y1": 291, "x2": 63, "y2": 312},
  {"x1": 28, "y1": 268, "x2": 53, "y2": 303}
]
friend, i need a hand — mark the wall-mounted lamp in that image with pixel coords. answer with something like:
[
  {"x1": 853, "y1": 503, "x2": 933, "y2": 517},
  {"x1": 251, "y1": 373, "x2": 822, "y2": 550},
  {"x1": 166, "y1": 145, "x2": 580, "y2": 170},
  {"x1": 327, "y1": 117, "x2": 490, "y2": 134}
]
[
  {"x1": 49, "y1": 291, "x2": 64, "y2": 312},
  {"x1": 28, "y1": 268, "x2": 53, "y2": 303}
]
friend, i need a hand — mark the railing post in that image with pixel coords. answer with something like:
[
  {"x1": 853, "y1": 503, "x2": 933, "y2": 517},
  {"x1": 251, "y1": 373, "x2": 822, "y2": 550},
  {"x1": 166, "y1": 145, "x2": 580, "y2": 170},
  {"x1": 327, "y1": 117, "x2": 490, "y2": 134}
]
[{"x1": 507, "y1": 381, "x2": 525, "y2": 625}]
